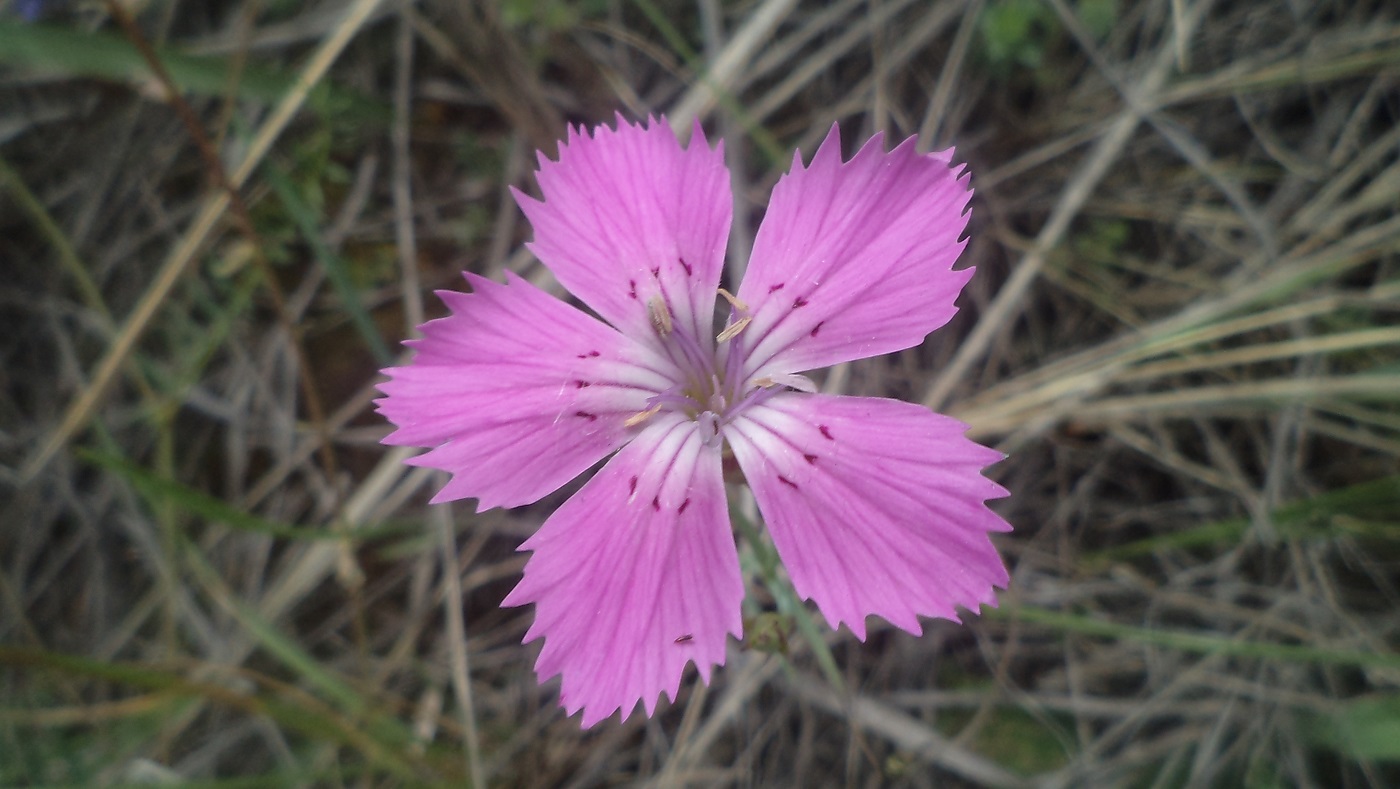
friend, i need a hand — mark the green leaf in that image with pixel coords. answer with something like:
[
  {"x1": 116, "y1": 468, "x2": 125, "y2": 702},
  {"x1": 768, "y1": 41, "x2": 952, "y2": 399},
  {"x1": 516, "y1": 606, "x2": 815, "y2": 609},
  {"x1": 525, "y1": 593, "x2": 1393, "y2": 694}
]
[
  {"x1": 1305, "y1": 695, "x2": 1400, "y2": 761},
  {"x1": 979, "y1": 0, "x2": 1050, "y2": 68},
  {"x1": 1077, "y1": 0, "x2": 1118, "y2": 41},
  {"x1": 0, "y1": 20, "x2": 387, "y2": 121}
]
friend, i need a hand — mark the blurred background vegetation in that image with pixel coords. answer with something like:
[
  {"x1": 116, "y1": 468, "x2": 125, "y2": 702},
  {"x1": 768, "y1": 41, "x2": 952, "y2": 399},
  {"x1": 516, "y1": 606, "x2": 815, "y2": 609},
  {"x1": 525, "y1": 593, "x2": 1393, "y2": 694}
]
[{"x1": 2, "y1": 0, "x2": 1399, "y2": 786}]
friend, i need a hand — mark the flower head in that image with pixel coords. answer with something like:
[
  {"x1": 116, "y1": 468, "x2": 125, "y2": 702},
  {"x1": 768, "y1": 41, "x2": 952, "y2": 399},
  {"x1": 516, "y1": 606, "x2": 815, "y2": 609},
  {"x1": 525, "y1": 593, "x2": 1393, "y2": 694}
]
[{"x1": 377, "y1": 117, "x2": 1011, "y2": 727}]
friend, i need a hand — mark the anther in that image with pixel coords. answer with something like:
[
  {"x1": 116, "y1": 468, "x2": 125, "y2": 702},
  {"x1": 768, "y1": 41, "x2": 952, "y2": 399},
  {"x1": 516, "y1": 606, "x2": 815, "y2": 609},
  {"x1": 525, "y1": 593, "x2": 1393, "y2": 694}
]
[
  {"x1": 716, "y1": 315, "x2": 752, "y2": 342},
  {"x1": 717, "y1": 287, "x2": 749, "y2": 312},
  {"x1": 647, "y1": 296, "x2": 673, "y2": 336},
  {"x1": 624, "y1": 403, "x2": 663, "y2": 428},
  {"x1": 752, "y1": 373, "x2": 817, "y2": 393}
]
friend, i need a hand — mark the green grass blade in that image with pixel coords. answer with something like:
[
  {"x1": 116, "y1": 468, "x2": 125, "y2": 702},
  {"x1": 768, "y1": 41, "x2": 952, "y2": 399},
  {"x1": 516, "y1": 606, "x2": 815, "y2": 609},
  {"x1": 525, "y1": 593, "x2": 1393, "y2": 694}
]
[
  {"x1": 0, "y1": 646, "x2": 417, "y2": 779},
  {"x1": 994, "y1": 604, "x2": 1400, "y2": 671},
  {"x1": 78, "y1": 448, "x2": 346, "y2": 542},
  {"x1": 179, "y1": 549, "x2": 421, "y2": 760},
  {"x1": 263, "y1": 163, "x2": 394, "y2": 366},
  {"x1": 1087, "y1": 475, "x2": 1400, "y2": 563}
]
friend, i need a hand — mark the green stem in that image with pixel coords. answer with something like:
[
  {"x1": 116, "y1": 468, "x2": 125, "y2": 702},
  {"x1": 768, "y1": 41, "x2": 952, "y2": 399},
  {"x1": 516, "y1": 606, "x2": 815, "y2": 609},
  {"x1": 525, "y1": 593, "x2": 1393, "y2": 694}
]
[{"x1": 730, "y1": 499, "x2": 846, "y2": 694}]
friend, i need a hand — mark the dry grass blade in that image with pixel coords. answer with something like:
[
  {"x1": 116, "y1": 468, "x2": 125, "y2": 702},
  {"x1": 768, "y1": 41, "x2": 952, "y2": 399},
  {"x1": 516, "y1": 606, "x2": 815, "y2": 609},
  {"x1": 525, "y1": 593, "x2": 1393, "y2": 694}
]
[
  {"x1": 431, "y1": 502, "x2": 485, "y2": 786},
  {"x1": 784, "y1": 675, "x2": 1031, "y2": 789},
  {"x1": 668, "y1": 0, "x2": 801, "y2": 133}
]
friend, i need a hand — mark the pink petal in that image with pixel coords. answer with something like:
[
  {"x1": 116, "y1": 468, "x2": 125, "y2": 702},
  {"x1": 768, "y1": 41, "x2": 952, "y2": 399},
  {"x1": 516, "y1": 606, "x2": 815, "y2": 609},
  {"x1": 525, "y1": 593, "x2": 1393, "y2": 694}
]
[
  {"x1": 726, "y1": 393, "x2": 1010, "y2": 639},
  {"x1": 734, "y1": 125, "x2": 973, "y2": 380},
  {"x1": 513, "y1": 116, "x2": 732, "y2": 346},
  {"x1": 376, "y1": 272, "x2": 677, "y2": 510},
  {"x1": 502, "y1": 413, "x2": 744, "y2": 727}
]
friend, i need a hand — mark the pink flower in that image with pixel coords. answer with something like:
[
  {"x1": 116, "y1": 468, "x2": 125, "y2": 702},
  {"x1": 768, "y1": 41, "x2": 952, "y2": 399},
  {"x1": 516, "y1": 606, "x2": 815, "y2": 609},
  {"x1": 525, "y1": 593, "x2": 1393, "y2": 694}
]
[{"x1": 377, "y1": 117, "x2": 1011, "y2": 727}]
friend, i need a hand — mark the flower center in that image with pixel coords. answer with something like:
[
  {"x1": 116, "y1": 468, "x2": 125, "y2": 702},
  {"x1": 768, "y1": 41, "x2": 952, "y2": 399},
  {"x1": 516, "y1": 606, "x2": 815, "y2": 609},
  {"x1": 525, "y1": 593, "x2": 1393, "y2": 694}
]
[
  {"x1": 625, "y1": 288, "x2": 795, "y2": 448},
  {"x1": 627, "y1": 288, "x2": 761, "y2": 444}
]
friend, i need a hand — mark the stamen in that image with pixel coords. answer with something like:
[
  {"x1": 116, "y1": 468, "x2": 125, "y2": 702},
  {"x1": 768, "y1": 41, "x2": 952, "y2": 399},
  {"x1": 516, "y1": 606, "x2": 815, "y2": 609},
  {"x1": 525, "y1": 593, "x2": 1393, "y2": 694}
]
[
  {"x1": 659, "y1": 311, "x2": 714, "y2": 381},
  {"x1": 650, "y1": 386, "x2": 703, "y2": 412},
  {"x1": 648, "y1": 296, "x2": 673, "y2": 336},
  {"x1": 717, "y1": 287, "x2": 749, "y2": 312},
  {"x1": 730, "y1": 382, "x2": 783, "y2": 414},
  {"x1": 722, "y1": 324, "x2": 747, "y2": 402},
  {"x1": 716, "y1": 315, "x2": 752, "y2": 342},
  {"x1": 624, "y1": 404, "x2": 663, "y2": 427},
  {"x1": 752, "y1": 373, "x2": 817, "y2": 393}
]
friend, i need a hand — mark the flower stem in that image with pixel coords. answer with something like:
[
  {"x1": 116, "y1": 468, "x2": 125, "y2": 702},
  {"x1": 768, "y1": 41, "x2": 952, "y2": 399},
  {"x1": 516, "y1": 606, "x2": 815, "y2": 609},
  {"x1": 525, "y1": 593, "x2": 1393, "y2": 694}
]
[{"x1": 729, "y1": 496, "x2": 846, "y2": 695}]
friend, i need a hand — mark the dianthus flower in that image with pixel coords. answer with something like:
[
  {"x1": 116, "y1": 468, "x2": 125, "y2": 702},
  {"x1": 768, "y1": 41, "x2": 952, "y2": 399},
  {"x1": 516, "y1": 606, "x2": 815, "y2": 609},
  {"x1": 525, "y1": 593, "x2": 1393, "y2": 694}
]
[{"x1": 378, "y1": 117, "x2": 1011, "y2": 727}]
